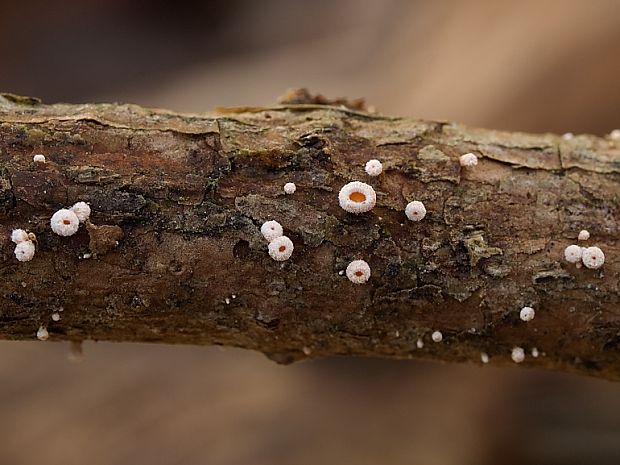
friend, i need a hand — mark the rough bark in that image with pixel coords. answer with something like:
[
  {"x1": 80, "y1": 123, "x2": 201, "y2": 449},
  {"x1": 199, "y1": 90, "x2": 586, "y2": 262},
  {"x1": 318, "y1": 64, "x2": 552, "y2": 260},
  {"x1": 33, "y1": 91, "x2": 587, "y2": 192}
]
[{"x1": 0, "y1": 92, "x2": 619, "y2": 380}]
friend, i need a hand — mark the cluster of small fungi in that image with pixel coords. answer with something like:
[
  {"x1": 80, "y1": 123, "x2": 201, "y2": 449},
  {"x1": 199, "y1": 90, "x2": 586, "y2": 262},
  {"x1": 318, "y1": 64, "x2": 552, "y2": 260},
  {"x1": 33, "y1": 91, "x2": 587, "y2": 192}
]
[
  {"x1": 502, "y1": 227, "x2": 607, "y2": 365},
  {"x1": 11, "y1": 228, "x2": 36, "y2": 262},
  {"x1": 11, "y1": 199, "x2": 92, "y2": 340},
  {"x1": 328, "y1": 148, "x2": 604, "y2": 366},
  {"x1": 563, "y1": 229, "x2": 605, "y2": 270},
  {"x1": 260, "y1": 219, "x2": 294, "y2": 261},
  {"x1": 328, "y1": 153, "x2": 480, "y2": 350}
]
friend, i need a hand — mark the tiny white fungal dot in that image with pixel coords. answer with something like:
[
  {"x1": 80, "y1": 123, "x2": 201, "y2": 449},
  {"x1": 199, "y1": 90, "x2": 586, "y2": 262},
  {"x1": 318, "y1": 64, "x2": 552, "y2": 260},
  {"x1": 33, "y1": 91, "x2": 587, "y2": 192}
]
[
  {"x1": 50, "y1": 209, "x2": 80, "y2": 236},
  {"x1": 577, "y1": 230, "x2": 590, "y2": 241},
  {"x1": 70, "y1": 201, "x2": 91, "y2": 223},
  {"x1": 11, "y1": 228, "x2": 29, "y2": 244},
  {"x1": 459, "y1": 153, "x2": 478, "y2": 167},
  {"x1": 345, "y1": 259, "x2": 371, "y2": 284},
  {"x1": 283, "y1": 182, "x2": 296, "y2": 194},
  {"x1": 33, "y1": 154, "x2": 46, "y2": 163},
  {"x1": 14, "y1": 241, "x2": 35, "y2": 262},
  {"x1": 582, "y1": 246, "x2": 605, "y2": 269},
  {"x1": 260, "y1": 220, "x2": 284, "y2": 242},
  {"x1": 610, "y1": 129, "x2": 620, "y2": 140},
  {"x1": 431, "y1": 330, "x2": 443, "y2": 342},
  {"x1": 268, "y1": 235, "x2": 294, "y2": 261},
  {"x1": 531, "y1": 347, "x2": 539, "y2": 358},
  {"x1": 338, "y1": 181, "x2": 377, "y2": 214},
  {"x1": 562, "y1": 132, "x2": 574, "y2": 140},
  {"x1": 564, "y1": 244, "x2": 582, "y2": 263},
  {"x1": 480, "y1": 352, "x2": 489, "y2": 364},
  {"x1": 302, "y1": 346, "x2": 312, "y2": 356},
  {"x1": 416, "y1": 338, "x2": 424, "y2": 349},
  {"x1": 36, "y1": 326, "x2": 49, "y2": 341},
  {"x1": 232, "y1": 294, "x2": 237, "y2": 299},
  {"x1": 364, "y1": 159, "x2": 383, "y2": 176},
  {"x1": 82, "y1": 253, "x2": 91, "y2": 259},
  {"x1": 519, "y1": 306, "x2": 535, "y2": 322},
  {"x1": 51, "y1": 312, "x2": 61, "y2": 322},
  {"x1": 225, "y1": 297, "x2": 230, "y2": 305},
  {"x1": 405, "y1": 200, "x2": 426, "y2": 221},
  {"x1": 511, "y1": 347, "x2": 525, "y2": 363}
]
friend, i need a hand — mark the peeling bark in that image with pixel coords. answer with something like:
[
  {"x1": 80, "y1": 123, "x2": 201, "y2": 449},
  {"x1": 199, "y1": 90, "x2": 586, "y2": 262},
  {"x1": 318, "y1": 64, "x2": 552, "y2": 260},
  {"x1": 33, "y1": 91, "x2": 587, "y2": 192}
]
[{"x1": 0, "y1": 92, "x2": 619, "y2": 379}]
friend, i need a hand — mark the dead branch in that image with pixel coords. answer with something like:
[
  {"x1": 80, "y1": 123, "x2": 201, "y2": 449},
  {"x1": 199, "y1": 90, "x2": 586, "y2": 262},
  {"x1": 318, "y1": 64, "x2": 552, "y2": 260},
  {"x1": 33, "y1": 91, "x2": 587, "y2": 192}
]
[{"x1": 0, "y1": 92, "x2": 619, "y2": 380}]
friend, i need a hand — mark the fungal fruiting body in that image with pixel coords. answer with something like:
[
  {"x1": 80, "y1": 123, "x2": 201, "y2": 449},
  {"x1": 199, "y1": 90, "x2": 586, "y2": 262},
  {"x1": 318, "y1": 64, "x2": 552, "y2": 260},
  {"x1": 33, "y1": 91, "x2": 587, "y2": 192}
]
[
  {"x1": 416, "y1": 338, "x2": 424, "y2": 349},
  {"x1": 405, "y1": 201, "x2": 426, "y2": 222},
  {"x1": 564, "y1": 244, "x2": 582, "y2": 263},
  {"x1": 70, "y1": 201, "x2": 91, "y2": 223},
  {"x1": 261, "y1": 220, "x2": 284, "y2": 242},
  {"x1": 578, "y1": 230, "x2": 590, "y2": 241},
  {"x1": 33, "y1": 154, "x2": 46, "y2": 163},
  {"x1": 50, "y1": 209, "x2": 80, "y2": 236},
  {"x1": 519, "y1": 306, "x2": 535, "y2": 322},
  {"x1": 11, "y1": 229, "x2": 29, "y2": 244},
  {"x1": 338, "y1": 181, "x2": 376, "y2": 214},
  {"x1": 268, "y1": 236, "x2": 294, "y2": 261},
  {"x1": 12, "y1": 229, "x2": 36, "y2": 262},
  {"x1": 431, "y1": 331, "x2": 443, "y2": 343},
  {"x1": 480, "y1": 352, "x2": 489, "y2": 364},
  {"x1": 459, "y1": 153, "x2": 478, "y2": 167},
  {"x1": 531, "y1": 347, "x2": 539, "y2": 358},
  {"x1": 511, "y1": 347, "x2": 525, "y2": 363},
  {"x1": 345, "y1": 259, "x2": 371, "y2": 284},
  {"x1": 36, "y1": 326, "x2": 49, "y2": 341},
  {"x1": 610, "y1": 129, "x2": 620, "y2": 140},
  {"x1": 364, "y1": 159, "x2": 383, "y2": 176},
  {"x1": 562, "y1": 132, "x2": 574, "y2": 140},
  {"x1": 283, "y1": 182, "x2": 296, "y2": 195},
  {"x1": 582, "y1": 246, "x2": 605, "y2": 269},
  {"x1": 14, "y1": 241, "x2": 36, "y2": 262}
]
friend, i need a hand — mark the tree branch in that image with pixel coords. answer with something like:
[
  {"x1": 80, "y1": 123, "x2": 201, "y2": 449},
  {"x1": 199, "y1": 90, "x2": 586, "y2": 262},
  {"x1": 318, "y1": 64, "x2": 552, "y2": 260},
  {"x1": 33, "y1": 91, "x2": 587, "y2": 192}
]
[{"x1": 0, "y1": 91, "x2": 619, "y2": 380}]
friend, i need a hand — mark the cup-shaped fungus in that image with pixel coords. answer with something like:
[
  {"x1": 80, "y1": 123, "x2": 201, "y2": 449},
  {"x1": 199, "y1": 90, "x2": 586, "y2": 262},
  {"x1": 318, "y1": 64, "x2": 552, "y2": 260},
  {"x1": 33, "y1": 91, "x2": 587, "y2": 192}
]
[
  {"x1": 11, "y1": 229, "x2": 29, "y2": 244},
  {"x1": 582, "y1": 246, "x2": 605, "y2": 269},
  {"x1": 519, "y1": 306, "x2": 535, "y2": 322},
  {"x1": 36, "y1": 326, "x2": 49, "y2": 341},
  {"x1": 345, "y1": 259, "x2": 371, "y2": 284},
  {"x1": 405, "y1": 200, "x2": 426, "y2": 221},
  {"x1": 511, "y1": 347, "x2": 525, "y2": 363},
  {"x1": 459, "y1": 153, "x2": 478, "y2": 167},
  {"x1": 261, "y1": 220, "x2": 284, "y2": 242},
  {"x1": 14, "y1": 241, "x2": 35, "y2": 262},
  {"x1": 70, "y1": 201, "x2": 91, "y2": 223},
  {"x1": 564, "y1": 244, "x2": 582, "y2": 263},
  {"x1": 33, "y1": 154, "x2": 46, "y2": 163},
  {"x1": 577, "y1": 230, "x2": 590, "y2": 241},
  {"x1": 431, "y1": 330, "x2": 443, "y2": 342},
  {"x1": 364, "y1": 159, "x2": 383, "y2": 177},
  {"x1": 338, "y1": 182, "x2": 376, "y2": 214},
  {"x1": 50, "y1": 209, "x2": 80, "y2": 236},
  {"x1": 283, "y1": 182, "x2": 296, "y2": 194},
  {"x1": 268, "y1": 236, "x2": 294, "y2": 261}
]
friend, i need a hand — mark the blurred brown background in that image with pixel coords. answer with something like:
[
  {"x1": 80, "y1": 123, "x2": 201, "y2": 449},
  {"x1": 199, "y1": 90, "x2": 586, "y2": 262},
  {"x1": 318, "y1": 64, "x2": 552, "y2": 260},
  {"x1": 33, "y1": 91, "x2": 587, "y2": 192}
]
[{"x1": 1, "y1": 1, "x2": 619, "y2": 464}]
